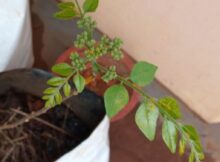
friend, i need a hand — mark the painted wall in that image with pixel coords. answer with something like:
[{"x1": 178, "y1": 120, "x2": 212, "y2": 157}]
[
  {"x1": 61, "y1": 0, "x2": 220, "y2": 123},
  {"x1": 91, "y1": 0, "x2": 220, "y2": 123}
]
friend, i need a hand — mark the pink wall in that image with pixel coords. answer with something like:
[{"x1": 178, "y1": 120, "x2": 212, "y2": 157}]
[{"x1": 91, "y1": 0, "x2": 220, "y2": 123}]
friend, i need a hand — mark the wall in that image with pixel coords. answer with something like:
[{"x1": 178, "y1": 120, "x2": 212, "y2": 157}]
[{"x1": 91, "y1": 0, "x2": 220, "y2": 123}]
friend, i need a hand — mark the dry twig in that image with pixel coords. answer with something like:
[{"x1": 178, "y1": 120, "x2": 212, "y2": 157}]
[
  {"x1": 0, "y1": 96, "x2": 72, "y2": 131},
  {"x1": 11, "y1": 108, "x2": 71, "y2": 136}
]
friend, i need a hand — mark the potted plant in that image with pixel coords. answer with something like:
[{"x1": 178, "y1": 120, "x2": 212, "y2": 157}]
[
  {"x1": 48, "y1": 0, "x2": 205, "y2": 161},
  {"x1": 0, "y1": 0, "x2": 204, "y2": 162}
]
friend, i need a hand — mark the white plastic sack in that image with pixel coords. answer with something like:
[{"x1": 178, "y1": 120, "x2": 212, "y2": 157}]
[
  {"x1": 56, "y1": 116, "x2": 110, "y2": 162},
  {"x1": 0, "y1": 0, "x2": 33, "y2": 71}
]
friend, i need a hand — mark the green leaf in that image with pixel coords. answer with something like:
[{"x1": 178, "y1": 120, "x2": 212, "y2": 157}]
[
  {"x1": 73, "y1": 73, "x2": 85, "y2": 93},
  {"x1": 197, "y1": 151, "x2": 205, "y2": 160},
  {"x1": 83, "y1": 0, "x2": 99, "y2": 13},
  {"x1": 182, "y1": 125, "x2": 204, "y2": 156},
  {"x1": 47, "y1": 77, "x2": 65, "y2": 86},
  {"x1": 158, "y1": 97, "x2": 181, "y2": 119},
  {"x1": 189, "y1": 150, "x2": 195, "y2": 162},
  {"x1": 193, "y1": 141, "x2": 203, "y2": 154},
  {"x1": 52, "y1": 63, "x2": 73, "y2": 76},
  {"x1": 135, "y1": 102, "x2": 159, "y2": 141},
  {"x1": 104, "y1": 85, "x2": 129, "y2": 118},
  {"x1": 45, "y1": 98, "x2": 55, "y2": 108},
  {"x1": 43, "y1": 87, "x2": 57, "y2": 95},
  {"x1": 63, "y1": 83, "x2": 71, "y2": 97},
  {"x1": 45, "y1": 100, "x2": 52, "y2": 108},
  {"x1": 179, "y1": 137, "x2": 186, "y2": 156},
  {"x1": 182, "y1": 125, "x2": 200, "y2": 142},
  {"x1": 54, "y1": 8, "x2": 78, "y2": 20},
  {"x1": 182, "y1": 125, "x2": 204, "y2": 161},
  {"x1": 162, "y1": 119, "x2": 178, "y2": 153},
  {"x1": 57, "y1": 2, "x2": 75, "y2": 10},
  {"x1": 130, "y1": 61, "x2": 157, "y2": 87},
  {"x1": 42, "y1": 95, "x2": 51, "y2": 100},
  {"x1": 55, "y1": 93, "x2": 62, "y2": 105}
]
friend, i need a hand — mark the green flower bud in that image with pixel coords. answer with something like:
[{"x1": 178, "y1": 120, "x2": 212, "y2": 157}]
[{"x1": 102, "y1": 66, "x2": 117, "y2": 82}]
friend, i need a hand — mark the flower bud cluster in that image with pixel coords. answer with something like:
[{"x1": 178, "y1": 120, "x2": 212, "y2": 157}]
[
  {"x1": 102, "y1": 66, "x2": 117, "y2": 82},
  {"x1": 70, "y1": 52, "x2": 86, "y2": 71}
]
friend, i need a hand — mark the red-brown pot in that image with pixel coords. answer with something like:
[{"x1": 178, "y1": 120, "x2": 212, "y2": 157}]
[{"x1": 55, "y1": 47, "x2": 139, "y2": 122}]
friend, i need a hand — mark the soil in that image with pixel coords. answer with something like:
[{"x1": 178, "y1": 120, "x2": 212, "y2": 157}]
[{"x1": 0, "y1": 89, "x2": 93, "y2": 162}]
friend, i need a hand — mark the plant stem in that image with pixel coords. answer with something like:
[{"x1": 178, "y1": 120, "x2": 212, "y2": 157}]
[
  {"x1": 0, "y1": 94, "x2": 76, "y2": 131},
  {"x1": 0, "y1": 107, "x2": 47, "y2": 131},
  {"x1": 96, "y1": 62, "x2": 201, "y2": 161},
  {"x1": 75, "y1": 0, "x2": 84, "y2": 17},
  {"x1": 11, "y1": 109, "x2": 71, "y2": 136},
  {"x1": 79, "y1": 21, "x2": 201, "y2": 159},
  {"x1": 119, "y1": 73, "x2": 201, "y2": 159}
]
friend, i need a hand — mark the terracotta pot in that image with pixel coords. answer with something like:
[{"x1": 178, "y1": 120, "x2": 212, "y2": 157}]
[{"x1": 55, "y1": 47, "x2": 139, "y2": 122}]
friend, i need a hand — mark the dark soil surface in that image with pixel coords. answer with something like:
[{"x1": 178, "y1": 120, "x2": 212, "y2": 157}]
[{"x1": 0, "y1": 89, "x2": 93, "y2": 162}]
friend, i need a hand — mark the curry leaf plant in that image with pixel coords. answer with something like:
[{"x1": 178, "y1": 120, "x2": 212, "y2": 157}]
[{"x1": 42, "y1": 1, "x2": 204, "y2": 161}]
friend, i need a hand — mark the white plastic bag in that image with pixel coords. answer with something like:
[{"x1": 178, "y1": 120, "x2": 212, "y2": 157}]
[
  {"x1": 56, "y1": 116, "x2": 110, "y2": 162},
  {"x1": 0, "y1": 0, "x2": 33, "y2": 71}
]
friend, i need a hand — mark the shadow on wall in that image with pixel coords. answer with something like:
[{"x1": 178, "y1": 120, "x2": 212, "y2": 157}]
[
  {"x1": 30, "y1": 0, "x2": 47, "y2": 70},
  {"x1": 31, "y1": 12, "x2": 48, "y2": 70}
]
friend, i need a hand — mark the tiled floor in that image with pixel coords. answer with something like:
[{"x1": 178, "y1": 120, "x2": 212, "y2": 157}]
[{"x1": 31, "y1": 0, "x2": 219, "y2": 161}]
